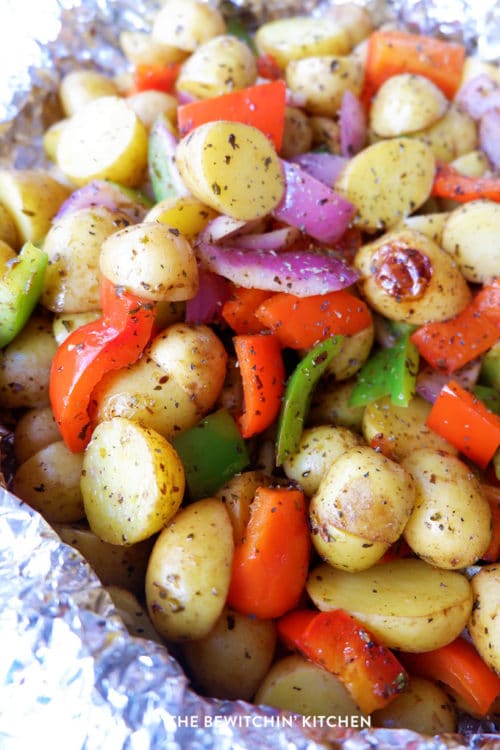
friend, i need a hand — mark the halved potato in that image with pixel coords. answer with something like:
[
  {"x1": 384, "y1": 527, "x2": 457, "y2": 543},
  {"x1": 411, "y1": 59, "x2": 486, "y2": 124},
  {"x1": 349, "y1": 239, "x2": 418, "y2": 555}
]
[
  {"x1": 0, "y1": 170, "x2": 70, "y2": 244},
  {"x1": 469, "y1": 565, "x2": 500, "y2": 673},
  {"x1": 152, "y1": 0, "x2": 226, "y2": 52},
  {"x1": 145, "y1": 195, "x2": 217, "y2": 240},
  {"x1": 307, "y1": 558, "x2": 473, "y2": 652},
  {"x1": 175, "y1": 121, "x2": 285, "y2": 220},
  {"x1": 335, "y1": 138, "x2": 435, "y2": 232},
  {"x1": 56, "y1": 96, "x2": 148, "y2": 187},
  {"x1": 59, "y1": 70, "x2": 118, "y2": 116},
  {"x1": 441, "y1": 200, "x2": 500, "y2": 283},
  {"x1": 370, "y1": 74, "x2": 448, "y2": 137},
  {"x1": 81, "y1": 416, "x2": 185, "y2": 545},
  {"x1": 254, "y1": 16, "x2": 350, "y2": 69}
]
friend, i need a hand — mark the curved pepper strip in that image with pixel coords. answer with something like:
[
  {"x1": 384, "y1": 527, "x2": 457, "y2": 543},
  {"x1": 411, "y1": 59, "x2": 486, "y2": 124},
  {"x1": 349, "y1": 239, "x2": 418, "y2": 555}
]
[
  {"x1": 275, "y1": 335, "x2": 344, "y2": 465},
  {"x1": 0, "y1": 241, "x2": 48, "y2": 348},
  {"x1": 50, "y1": 279, "x2": 156, "y2": 453}
]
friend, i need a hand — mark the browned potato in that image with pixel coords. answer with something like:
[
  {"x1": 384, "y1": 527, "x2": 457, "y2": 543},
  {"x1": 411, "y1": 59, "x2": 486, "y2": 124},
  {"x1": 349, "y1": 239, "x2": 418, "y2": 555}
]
[
  {"x1": 373, "y1": 677, "x2": 456, "y2": 733},
  {"x1": 182, "y1": 607, "x2": 276, "y2": 700},
  {"x1": 14, "y1": 406, "x2": 60, "y2": 464},
  {"x1": 354, "y1": 229, "x2": 471, "y2": 323}
]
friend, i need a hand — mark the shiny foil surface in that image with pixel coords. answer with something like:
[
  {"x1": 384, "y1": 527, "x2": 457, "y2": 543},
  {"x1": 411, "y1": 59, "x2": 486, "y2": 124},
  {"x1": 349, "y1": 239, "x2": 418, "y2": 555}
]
[{"x1": 1, "y1": 1, "x2": 500, "y2": 748}]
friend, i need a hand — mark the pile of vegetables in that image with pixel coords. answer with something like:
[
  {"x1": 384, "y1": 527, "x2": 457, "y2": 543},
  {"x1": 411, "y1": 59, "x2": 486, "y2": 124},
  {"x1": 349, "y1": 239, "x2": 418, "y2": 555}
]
[{"x1": 2, "y1": 0, "x2": 500, "y2": 735}]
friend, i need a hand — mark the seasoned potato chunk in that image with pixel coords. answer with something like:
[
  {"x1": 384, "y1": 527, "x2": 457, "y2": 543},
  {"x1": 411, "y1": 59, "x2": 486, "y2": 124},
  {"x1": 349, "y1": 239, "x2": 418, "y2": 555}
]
[
  {"x1": 370, "y1": 74, "x2": 448, "y2": 137},
  {"x1": 175, "y1": 121, "x2": 285, "y2": 220},
  {"x1": 469, "y1": 565, "x2": 500, "y2": 673},
  {"x1": 441, "y1": 200, "x2": 500, "y2": 283},
  {"x1": 286, "y1": 55, "x2": 364, "y2": 117},
  {"x1": 255, "y1": 16, "x2": 350, "y2": 69},
  {"x1": 152, "y1": 0, "x2": 226, "y2": 52},
  {"x1": 59, "y1": 70, "x2": 118, "y2": 116},
  {"x1": 354, "y1": 229, "x2": 471, "y2": 323}
]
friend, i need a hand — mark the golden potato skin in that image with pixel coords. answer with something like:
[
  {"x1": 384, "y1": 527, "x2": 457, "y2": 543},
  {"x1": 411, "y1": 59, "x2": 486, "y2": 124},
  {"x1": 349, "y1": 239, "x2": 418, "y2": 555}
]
[
  {"x1": 469, "y1": 565, "x2": 500, "y2": 674},
  {"x1": 307, "y1": 558, "x2": 473, "y2": 652},
  {"x1": 182, "y1": 606, "x2": 276, "y2": 700},
  {"x1": 145, "y1": 498, "x2": 234, "y2": 642},
  {"x1": 355, "y1": 229, "x2": 471, "y2": 324},
  {"x1": 372, "y1": 677, "x2": 456, "y2": 734},
  {"x1": 402, "y1": 449, "x2": 492, "y2": 570}
]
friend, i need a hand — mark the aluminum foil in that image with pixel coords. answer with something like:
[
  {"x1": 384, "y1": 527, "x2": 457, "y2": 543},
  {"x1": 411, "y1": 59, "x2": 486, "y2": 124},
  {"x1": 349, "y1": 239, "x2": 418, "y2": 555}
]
[{"x1": 1, "y1": 1, "x2": 500, "y2": 748}]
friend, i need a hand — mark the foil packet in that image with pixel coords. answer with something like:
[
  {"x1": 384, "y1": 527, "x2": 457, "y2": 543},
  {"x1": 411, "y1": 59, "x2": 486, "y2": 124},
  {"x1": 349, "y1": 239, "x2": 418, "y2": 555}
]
[{"x1": 1, "y1": 1, "x2": 500, "y2": 748}]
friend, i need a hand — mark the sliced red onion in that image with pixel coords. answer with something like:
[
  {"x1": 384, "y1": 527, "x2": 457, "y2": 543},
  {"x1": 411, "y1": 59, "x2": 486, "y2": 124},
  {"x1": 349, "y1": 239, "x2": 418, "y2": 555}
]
[
  {"x1": 339, "y1": 90, "x2": 367, "y2": 157},
  {"x1": 290, "y1": 153, "x2": 348, "y2": 186},
  {"x1": 185, "y1": 266, "x2": 230, "y2": 324},
  {"x1": 455, "y1": 74, "x2": 500, "y2": 119},
  {"x1": 198, "y1": 215, "x2": 258, "y2": 245},
  {"x1": 416, "y1": 359, "x2": 482, "y2": 404},
  {"x1": 227, "y1": 226, "x2": 301, "y2": 251},
  {"x1": 55, "y1": 180, "x2": 150, "y2": 223},
  {"x1": 196, "y1": 242, "x2": 359, "y2": 297},
  {"x1": 273, "y1": 160, "x2": 355, "y2": 244},
  {"x1": 480, "y1": 109, "x2": 500, "y2": 169}
]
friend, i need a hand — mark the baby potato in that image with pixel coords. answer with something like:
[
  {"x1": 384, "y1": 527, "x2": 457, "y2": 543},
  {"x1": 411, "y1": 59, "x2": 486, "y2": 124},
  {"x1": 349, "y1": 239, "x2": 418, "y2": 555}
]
[
  {"x1": 152, "y1": 0, "x2": 226, "y2": 53},
  {"x1": 14, "y1": 441, "x2": 85, "y2": 524},
  {"x1": 254, "y1": 654, "x2": 365, "y2": 718},
  {"x1": 126, "y1": 91, "x2": 178, "y2": 130},
  {"x1": 394, "y1": 211, "x2": 449, "y2": 244},
  {"x1": 42, "y1": 206, "x2": 130, "y2": 313},
  {"x1": 413, "y1": 104, "x2": 477, "y2": 162},
  {"x1": 309, "y1": 116, "x2": 341, "y2": 154},
  {"x1": 354, "y1": 229, "x2": 471, "y2": 323},
  {"x1": 286, "y1": 56, "x2": 364, "y2": 117},
  {"x1": 176, "y1": 35, "x2": 257, "y2": 99},
  {"x1": 325, "y1": 3, "x2": 373, "y2": 47},
  {"x1": 309, "y1": 445, "x2": 415, "y2": 571},
  {"x1": 0, "y1": 170, "x2": 70, "y2": 245},
  {"x1": 99, "y1": 221, "x2": 199, "y2": 302},
  {"x1": 336, "y1": 138, "x2": 435, "y2": 232},
  {"x1": 106, "y1": 585, "x2": 162, "y2": 643},
  {"x1": 43, "y1": 119, "x2": 70, "y2": 163},
  {"x1": 0, "y1": 201, "x2": 19, "y2": 248},
  {"x1": 93, "y1": 324, "x2": 226, "y2": 438},
  {"x1": 441, "y1": 200, "x2": 500, "y2": 283},
  {"x1": 280, "y1": 106, "x2": 313, "y2": 159},
  {"x1": 57, "y1": 96, "x2": 148, "y2": 187},
  {"x1": 323, "y1": 324, "x2": 374, "y2": 381},
  {"x1": 283, "y1": 425, "x2": 362, "y2": 497},
  {"x1": 362, "y1": 395, "x2": 458, "y2": 461},
  {"x1": 81, "y1": 417, "x2": 185, "y2": 546},
  {"x1": 370, "y1": 74, "x2": 448, "y2": 137},
  {"x1": 14, "y1": 405, "x2": 60, "y2": 464},
  {"x1": 149, "y1": 323, "x2": 227, "y2": 413},
  {"x1": 254, "y1": 16, "x2": 350, "y2": 69},
  {"x1": 215, "y1": 470, "x2": 271, "y2": 545},
  {"x1": 372, "y1": 677, "x2": 456, "y2": 734},
  {"x1": 469, "y1": 564, "x2": 500, "y2": 673},
  {"x1": 307, "y1": 558, "x2": 473, "y2": 652},
  {"x1": 119, "y1": 30, "x2": 188, "y2": 66},
  {"x1": 145, "y1": 498, "x2": 234, "y2": 642},
  {"x1": 59, "y1": 70, "x2": 118, "y2": 117},
  {"x1": 0, "y1": 314, "x2": 58, "y2": 409},
  {"x1": 56, "y1": 524, "x2": 153, "y2": 598},
  {"x1": 402, "y1": 449, "x2": 492, "y2": 570},
  {"x1": 308, "y1": 377, "x2": 365, "y2": 431},
  {"x1": 145, "y1": 195, "x2": 217, "y2": 240},
  {"x1": 52, "y1": 311, "x2": 101, "y2": 345},
  {"x1": 182, "y1": 606, "x2": 276, "y2": 700},
  {"x1": 175, "y1": 121, "x2": 285, "y2": 220}
]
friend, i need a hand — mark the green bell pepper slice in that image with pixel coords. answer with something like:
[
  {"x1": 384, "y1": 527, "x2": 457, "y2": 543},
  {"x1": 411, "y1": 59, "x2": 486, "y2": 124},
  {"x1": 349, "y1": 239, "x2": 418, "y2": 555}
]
[
  {"x1": 0, "y1": 241, "x2": 48, "y2": 348},
  {"x1": 171, "y1": 408, "x2": 250, "y2": 500},
  {"x1": 148, "y1": 114, "x2": 187, "y2": 203},
  {"x1": 276, "y1": 335, "x2": 344, "y2": 466},
  {"x1": 474, "y1": 384, "x2": 500, "y2": 417},
  {"x1": 349, "y1": 328, "x2": 419, "y2": 408}
]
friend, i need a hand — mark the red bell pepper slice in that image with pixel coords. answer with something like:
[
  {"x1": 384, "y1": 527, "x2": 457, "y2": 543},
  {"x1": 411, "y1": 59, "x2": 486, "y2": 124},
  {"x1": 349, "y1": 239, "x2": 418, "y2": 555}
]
[
  {"x1": 399, "y1": 637, "x2": 500, "y2": 717},
  {"x1": 364, "y1": 30, "x2": 465, "y2": 100},
  {"x1": 50, "y1": 279, "x2": 156, "y2": 453},
  {"x1": 133, "y1": 63, "x2": 180, "y2": 94},
  {"x1": 221, "y1": 286, "x2": 273, "y2": 334},
  {"x1": 474, "y1": 278, "x2": 500, "y2": 328},
  {"x1": 255, "y1": 289, "x2": 372, "y2": 350},
  {"x1": 177, "y1": 80, "x2": 287, "y2": 151},
  {"x1": 411, "y1": 295, "x2": 500, "y2": 374},
  {"x1": 432, "y1": 162, "x2": 500, "y2": 203},
  {"x1": 277, "y1": 608, "x2": 408, "y2": 714},
  {"x1": 233, "y1": 333, "x2": 285, "y2": 438},
  {"x1": 256, "y1": 53, "x2": 283, "y2": 81},
  {"x1": 227, "y1": 486, "x2": 310, "y2": 619},
  {"x1": 426, "y1": 380, "x2": 500, "y2": 468}
]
